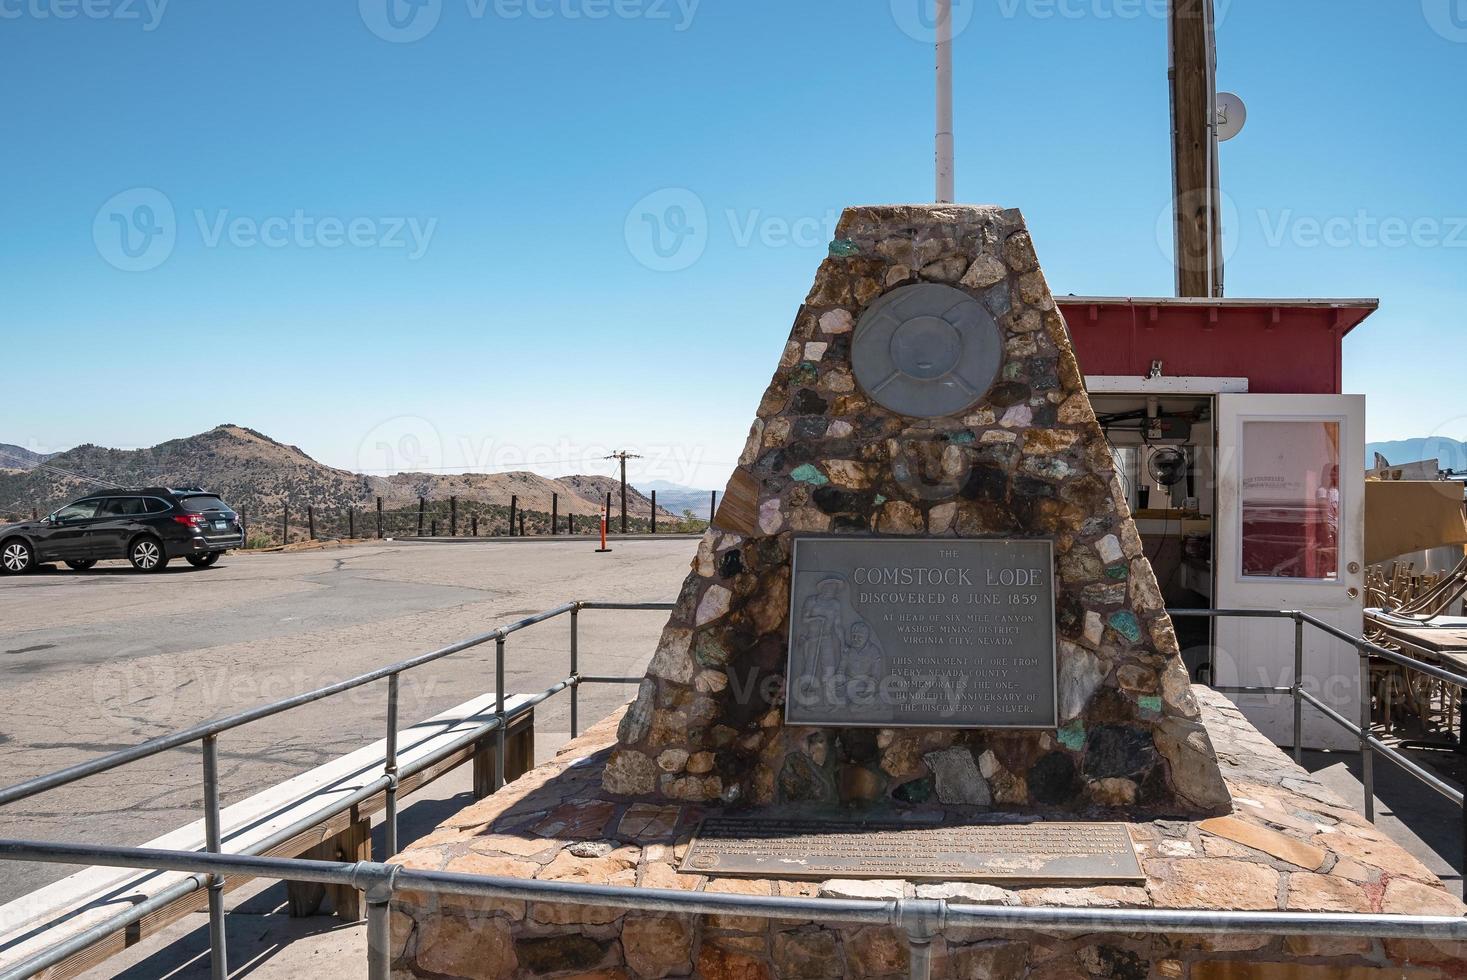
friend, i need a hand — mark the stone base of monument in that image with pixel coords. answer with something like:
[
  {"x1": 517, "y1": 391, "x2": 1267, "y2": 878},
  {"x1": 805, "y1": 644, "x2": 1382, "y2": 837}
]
[{"x1": 388, "y1": 687, "x2": 1465, "y2": 980}]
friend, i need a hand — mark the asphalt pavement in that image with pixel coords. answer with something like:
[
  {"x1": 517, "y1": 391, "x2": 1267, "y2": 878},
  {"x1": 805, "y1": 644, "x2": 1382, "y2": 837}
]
[{"x1": 0, "y1": 537, "x2": 697, "y2": 904}]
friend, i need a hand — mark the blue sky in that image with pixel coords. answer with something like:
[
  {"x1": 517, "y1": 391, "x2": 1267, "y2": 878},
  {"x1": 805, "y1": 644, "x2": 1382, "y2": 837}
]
[{"x1": 3, "y1": 0, "x2": 1465, "y2": 488}]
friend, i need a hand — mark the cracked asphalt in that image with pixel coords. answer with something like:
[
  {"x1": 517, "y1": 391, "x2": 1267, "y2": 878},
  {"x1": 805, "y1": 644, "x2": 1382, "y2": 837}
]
[{"x1": 0, "y1": 538, "x2": 696, "y2": 903}]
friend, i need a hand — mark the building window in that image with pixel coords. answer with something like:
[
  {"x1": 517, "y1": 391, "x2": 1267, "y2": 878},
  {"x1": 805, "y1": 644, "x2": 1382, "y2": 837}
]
[{"x1": 1240, "y1": 420, "x2": 1340, "y2": 580}]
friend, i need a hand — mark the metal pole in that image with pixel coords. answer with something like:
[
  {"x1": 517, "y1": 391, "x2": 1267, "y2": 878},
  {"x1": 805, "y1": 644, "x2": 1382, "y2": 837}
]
[
  {"x1": 417, "y1": 497, "x2": 425, "y2": 536},
  {"x1": 651, "y1": 490, "x2": 657, "y2": 534},
  {"x1": 349, "y1": 508, "x2": 355, "y2": 539},
  {"x1": 552, "y1": 493, "x2": 558, "y2": 535},
  {"x1": 709, "y1": 490, "x2": 717, "y2": 524},
  {"x1": 308, "y1": 506, "x2": 315, "y2": 540},
  {"x1": 366, "y1": 892, "x2": 392, "y2": 980},
  {"x1": 201, "y1": 735, "x2": 228, "y2": 980},
  {"x1": 495, "y1": 637, "x2": 507, "y2": 791},
  {"x1": 450, "y1": 496, "x2": 457, "y2": 537},
  {"x1": 376, "y1": 497, "x2": 383, "y2": 539},
  {"x1": 934, "y1": 0, "x2": 954, "y2": 204},
  {"x1": 472, "y1": 515, "x2": 478, "y2": 537},
  {"x1": 282, "y1": 504, "x2": 289, "y2": 545},
  {"x1": 1359, "y1": 643, "x2": 1375, "y2": 823},
  {"x1": 570, "y1": 606, "x2": 580, "y2": 739},
  {"x1": 509, "y1": 496, "x2": 517, "y2": 537},
  {"x1": 1292, "y1": 613, "x2": 1305, "y2": 764},
  {"x1": 384, "y1": 674, "x2": 400, "y2": 858}
]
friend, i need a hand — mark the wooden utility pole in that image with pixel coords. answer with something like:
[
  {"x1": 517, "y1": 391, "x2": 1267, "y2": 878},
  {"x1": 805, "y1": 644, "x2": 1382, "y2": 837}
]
[
  {"x1": 1168, "y1": 0, "x2": 1221, "y2": 297},
  {"x1": 604, "y1": 451, "x2": 643, "y2": 534}
]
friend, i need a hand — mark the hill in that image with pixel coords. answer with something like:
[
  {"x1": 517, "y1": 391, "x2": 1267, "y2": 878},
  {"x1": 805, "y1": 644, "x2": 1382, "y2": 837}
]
[
  {"x1": 556, "y1": 474, "x2": 672, "y2": 519},
  {"x1": 0, "y1": 425, "x2": 678, "y2": 527},
  {"x1": 636, "y1": 479, "x2": 718, "y2": 519},
  {"x1": 0, "y1": 444, "x2": 57, "y2": 472},
  {"x1": 1367, "y1": 437, "x2": 1467, "y2": 473}
]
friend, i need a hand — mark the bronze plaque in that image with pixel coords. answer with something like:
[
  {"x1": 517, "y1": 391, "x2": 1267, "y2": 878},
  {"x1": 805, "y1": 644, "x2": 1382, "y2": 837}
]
[
  {"x1": 785, "y1": 537, "x2": 1057, "y2": 728},
  {"x1": 681, "y1": 817, "x2": 1143, "y2": 883}
]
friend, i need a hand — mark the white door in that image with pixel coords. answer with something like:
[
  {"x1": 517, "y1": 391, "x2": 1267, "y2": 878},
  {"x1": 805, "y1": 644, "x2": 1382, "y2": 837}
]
[{"x1": 1213, "y1": 393, "x2": 1366, "y2": 750}]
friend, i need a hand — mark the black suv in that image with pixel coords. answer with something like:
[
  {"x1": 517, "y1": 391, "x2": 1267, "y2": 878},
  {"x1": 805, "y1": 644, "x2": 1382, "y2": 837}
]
[{"x1": 0, "y1": 487, "x2": 244, "y2": 574}]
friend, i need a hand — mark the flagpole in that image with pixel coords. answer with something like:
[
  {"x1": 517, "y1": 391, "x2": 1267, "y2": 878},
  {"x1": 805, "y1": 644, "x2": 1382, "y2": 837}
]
[{"x1": 935, "y1": 0, "x2": 955, "y2": 203}]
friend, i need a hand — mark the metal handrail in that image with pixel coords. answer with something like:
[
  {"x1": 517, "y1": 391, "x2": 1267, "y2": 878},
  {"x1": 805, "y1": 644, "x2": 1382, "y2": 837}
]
[
  {"x1": 0, "y1": 599, "x2": 674, "y2": 980},
  {"x1": 5, "y1": 604, "x2": 1467, "y2": 980},
  {"x1": 2, "y1": 839, "x2": 1466, "y2": 980},
  {"x1": 1168, "y1": 607, "x2": 1467, "y2": 823}
]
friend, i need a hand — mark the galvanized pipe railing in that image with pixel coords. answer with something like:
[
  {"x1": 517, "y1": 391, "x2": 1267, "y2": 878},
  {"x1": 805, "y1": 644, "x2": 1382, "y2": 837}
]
[
  {"x1": 3, "y1": 839, "x2": 1466, "y2": 980},
  {"x1": 5, "y1": 603, "x2": 1467, "y2": 980},
  {"x1": 1168, "y1": 606, "x2": 1467, "y2": 860},
  {"x1": 0, "y1": 599, "x2": 673, "y2": 980}
]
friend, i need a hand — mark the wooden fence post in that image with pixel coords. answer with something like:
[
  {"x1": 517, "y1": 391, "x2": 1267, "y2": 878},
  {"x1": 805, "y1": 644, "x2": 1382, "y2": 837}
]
[
  {"x1": 308, "y1": 506, "x2": 316, "y2": 540},
  {"x1": 552, "y1": 493, "x2": 558, "y2": 535},
  {"x1": 710, "y1": 490, "x2": 718, "y2": 524},
  {"x1": 509, "y1": 496, "x2": 517, "y2": 537},
  {"x1": 450, "y1": 496, "x2": 458, "y2": 537},
  {"x1": 417, "y1": 497, "x2": 425, "y2": 536},
  {"x1": 651, "y1": 490, "x2": 657, "y2": 534},
  {"x1": 348, "y1": 508, "x2": 355, "y2": 539},
  {"x1": 376, "y1": 497, "x2": 383, "y2": 539},
  {"x1": 283, "y1": 505, "x2": 289, "y2": 545}
]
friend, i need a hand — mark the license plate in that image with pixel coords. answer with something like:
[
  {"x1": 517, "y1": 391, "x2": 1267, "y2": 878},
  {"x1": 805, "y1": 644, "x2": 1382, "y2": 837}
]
[{"x1": 214, "y1": 521, "x2": 228, "y2": 530}]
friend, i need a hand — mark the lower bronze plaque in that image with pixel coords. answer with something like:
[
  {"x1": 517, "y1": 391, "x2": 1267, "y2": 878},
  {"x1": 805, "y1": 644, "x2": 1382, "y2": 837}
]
[
  {"x1": 681, "y1": 818, "x2": 1143, "y2": 883},
  {"x1": 785, "y1": 537, "x2": 1057, "y2": 728}
]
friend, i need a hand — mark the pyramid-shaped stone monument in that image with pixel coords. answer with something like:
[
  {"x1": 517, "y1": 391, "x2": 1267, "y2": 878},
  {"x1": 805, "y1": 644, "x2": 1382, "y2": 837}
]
[{"x1": 605, "y1": 204, "x2": 1230, "y2": 816}]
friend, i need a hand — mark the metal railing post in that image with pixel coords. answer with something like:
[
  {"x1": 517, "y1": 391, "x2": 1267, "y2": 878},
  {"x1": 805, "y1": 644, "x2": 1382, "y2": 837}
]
[
  {"x1": 1358, "y1": 642, "x2": 1375, "y2": 823},
  {"x1": 366, "y1": 894, "x2": 391, "y2": 980},
  {"x1": 201, "y1": 734, "x2": 228, "y2": 980},
  {"x1": 896, "y1": 898, "x2": 943, "y2": 980},
  {"x1": 495, "y1": 637, "x2": 507, "y2": 791},
  {"x1": 1292, "y1": 612, "x2": 1305, "y2": 764},
  {"x1": 356, "y1": 863, "x2": 399, "y2": 980},
  {"x1": 384, "y1": 673, "x2": 400, "y2": 858},
  {"x1": 570, "y1": 605, "x2": 580, "y2": 739}
]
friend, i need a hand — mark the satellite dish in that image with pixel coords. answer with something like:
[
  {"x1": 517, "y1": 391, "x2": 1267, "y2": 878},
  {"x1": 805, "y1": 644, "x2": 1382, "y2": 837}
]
[{"x1": 1216, "y1": 92, "x2": 1247, "y2": 142}]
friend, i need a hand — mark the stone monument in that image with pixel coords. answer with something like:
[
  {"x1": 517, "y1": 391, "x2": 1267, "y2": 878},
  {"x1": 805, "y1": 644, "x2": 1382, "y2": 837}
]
[
  {"x1": 604, "y1": 203, "x2": 1230, "y2": 817},
  {"x1": 389, "y1": 205, "x2": 1466, "y2": 980}
]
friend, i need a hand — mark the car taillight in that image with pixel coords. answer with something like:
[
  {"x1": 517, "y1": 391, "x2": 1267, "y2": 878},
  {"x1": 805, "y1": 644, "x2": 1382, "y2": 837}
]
[{"x1": 173, "y1": 514, "x2": 206, "y2": 527}]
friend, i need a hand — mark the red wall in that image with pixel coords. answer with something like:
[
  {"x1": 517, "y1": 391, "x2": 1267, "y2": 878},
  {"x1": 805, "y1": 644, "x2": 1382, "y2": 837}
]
[{"x1": 1055, "y1": 300, "x2": 1373, "y2": 396}]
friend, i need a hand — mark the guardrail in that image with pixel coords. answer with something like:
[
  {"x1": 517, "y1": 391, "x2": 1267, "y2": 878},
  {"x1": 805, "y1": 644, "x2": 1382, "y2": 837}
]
[
  {"x1": 0, "y1": 599, "x2": 671, "y2": 980},
  {"x1": 3, "y1": 605, "x2": 1467, "y2": 980},
  {"x1": 1167, "y1": 607, "x2": 1467, "y2": 861}
]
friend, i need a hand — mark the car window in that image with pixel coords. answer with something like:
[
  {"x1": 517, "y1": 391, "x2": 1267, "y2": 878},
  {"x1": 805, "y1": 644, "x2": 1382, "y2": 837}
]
[
  {"x1": 179, "y1": 495, "x2": 230, "y2": 513},
  {"x1": 55, "y1": 501, "x2": 99, "y2": 521},
  {"x1": 143, "y1": 497, "x2": 171, "y2": 514},
  {"x1": 101, "y1": 497, "x2": 148, "y2": 516}
]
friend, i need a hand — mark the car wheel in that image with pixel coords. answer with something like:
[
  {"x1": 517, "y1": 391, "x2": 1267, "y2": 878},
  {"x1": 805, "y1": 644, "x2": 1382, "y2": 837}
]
[
  {"x1": 66, "y1": 560, "x2": 98, "y2": 571},
  {"x1": 128, "y1": 537, "x2": 169, "y2": 573},
  {"x1": 1, "y1": 539, "x2": 35, "y2": 574},
  {"x1": 186, "y1": 552, "x2": 220, "y2": 568}
]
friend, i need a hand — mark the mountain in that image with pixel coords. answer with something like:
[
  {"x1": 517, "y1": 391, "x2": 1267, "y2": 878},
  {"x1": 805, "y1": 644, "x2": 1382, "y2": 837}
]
[
  {"x1": 0, "y1": 425, "x2": 680, "y2": 528},
  {"x1": 636, "y1": 480, "x2": 719, "y2": 519},
  {"x1": 556, "y1": 474, "x2": 676, "y2": 519},
  {"x1": 0, "y1": 444, "x2": 58, "y2": 472},
  {"x1": 1366, "y1": 437, "x2": 1467, "y2": 473}
]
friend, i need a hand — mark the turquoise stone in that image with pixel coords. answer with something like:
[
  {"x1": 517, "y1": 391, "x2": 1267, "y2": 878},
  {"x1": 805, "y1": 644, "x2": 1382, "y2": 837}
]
[
  {"x1": 1108, "y1": 611, "x2": 1143, "y2": 643},
  {"x1": 1138, "y1": 695, "x2": 1163, "y2": 715},
  {"x1": 1058, "y1": 721, "x2": 1085, "y2": 752},
  {"x1": 790, "y1": 464, "x2": 829, "y2": 486},
  {"x1": 949, "y1": 431, "x2": 976, "y2": 445},
  {"x1": 1105, "y1": 565, "x2": 1129, "y2": 581},
  {"x1": 828, "y1": 238, "x2": 860, "y2": 257},
  {"x1": 874, "y1": 494, "x2": 887, "y2": 505}
]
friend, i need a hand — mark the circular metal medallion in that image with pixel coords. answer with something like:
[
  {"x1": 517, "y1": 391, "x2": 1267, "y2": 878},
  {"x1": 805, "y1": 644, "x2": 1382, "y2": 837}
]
[{"x1": 850, "y1": 283, "x2": 1003, "y2": 419}]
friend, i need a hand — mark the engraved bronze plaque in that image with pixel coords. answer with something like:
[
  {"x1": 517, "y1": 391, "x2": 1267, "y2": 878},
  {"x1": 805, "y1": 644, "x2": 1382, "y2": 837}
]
[
  {"x1": 681, "y1": 818, "x2": 1144, "y2": 883},
  {"x1": 785, "y1": 537, "x2": 1057, "y2": 728},
  {"x1": 851, "y1": 283, "x2": 1003, "y2": 419}
]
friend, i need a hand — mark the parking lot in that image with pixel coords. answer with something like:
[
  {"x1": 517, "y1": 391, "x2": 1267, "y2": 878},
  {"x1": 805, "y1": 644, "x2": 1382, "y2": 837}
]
[{"x1": 0, "y1": 537, "x2": 697, "y2": 904}]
